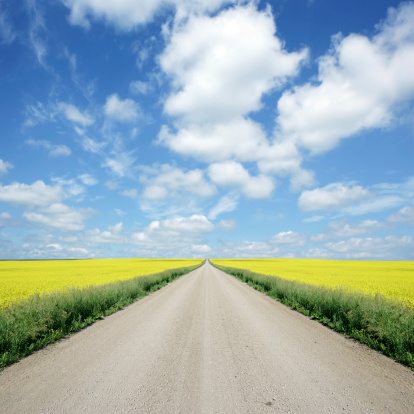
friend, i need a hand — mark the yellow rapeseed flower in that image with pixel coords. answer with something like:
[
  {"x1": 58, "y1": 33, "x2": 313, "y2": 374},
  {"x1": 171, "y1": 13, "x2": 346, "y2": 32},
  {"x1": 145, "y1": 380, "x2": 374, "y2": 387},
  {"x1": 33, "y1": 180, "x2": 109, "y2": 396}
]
[
  {"x1": 212, "y1": 259, "x2": 414, "y2": 308},
  {"x1": 0, "y1": 258, "x2": 202, "y2": 308}
]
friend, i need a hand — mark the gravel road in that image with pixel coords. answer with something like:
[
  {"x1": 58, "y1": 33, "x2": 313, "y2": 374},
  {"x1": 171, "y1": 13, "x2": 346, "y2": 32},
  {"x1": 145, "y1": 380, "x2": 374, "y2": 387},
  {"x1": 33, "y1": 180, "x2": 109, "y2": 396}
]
[{"x1": 1, "y1": 261, "x2": 413, "y2": 413}]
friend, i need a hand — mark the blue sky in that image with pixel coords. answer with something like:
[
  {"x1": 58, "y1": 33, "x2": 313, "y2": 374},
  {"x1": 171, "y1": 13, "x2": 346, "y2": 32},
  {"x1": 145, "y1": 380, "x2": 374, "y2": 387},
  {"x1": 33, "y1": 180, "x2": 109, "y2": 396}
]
[{"x1": 0, "y1": 0, "x2": 413, "y2": 260}]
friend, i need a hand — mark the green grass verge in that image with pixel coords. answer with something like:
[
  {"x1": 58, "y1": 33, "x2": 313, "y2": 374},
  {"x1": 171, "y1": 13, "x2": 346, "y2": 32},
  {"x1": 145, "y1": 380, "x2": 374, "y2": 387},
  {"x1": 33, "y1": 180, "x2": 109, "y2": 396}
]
[
  {"x1": 0, "y1": 261, "x2": 204, "y2": 370},
  {"x1": 211, "y1": 261, "x2": 414, "y2": 369}
]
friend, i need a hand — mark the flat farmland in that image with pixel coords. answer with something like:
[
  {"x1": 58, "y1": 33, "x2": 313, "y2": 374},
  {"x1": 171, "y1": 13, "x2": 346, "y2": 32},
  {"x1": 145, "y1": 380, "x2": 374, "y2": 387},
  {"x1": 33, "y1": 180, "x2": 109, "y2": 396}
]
[
  {"x1": 211, "y1": 258, "x2": 414, "y2": 308},
  {"x1": 0, "y1": 258, "x2": 203, "y2": 308}
]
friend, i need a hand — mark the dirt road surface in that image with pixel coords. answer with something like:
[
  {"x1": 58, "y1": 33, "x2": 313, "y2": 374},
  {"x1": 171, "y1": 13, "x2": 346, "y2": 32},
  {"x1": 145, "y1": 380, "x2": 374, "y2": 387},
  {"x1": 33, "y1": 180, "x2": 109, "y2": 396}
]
[{"x1": 1, "y1": 261, "x2": 413, "y2": 413}]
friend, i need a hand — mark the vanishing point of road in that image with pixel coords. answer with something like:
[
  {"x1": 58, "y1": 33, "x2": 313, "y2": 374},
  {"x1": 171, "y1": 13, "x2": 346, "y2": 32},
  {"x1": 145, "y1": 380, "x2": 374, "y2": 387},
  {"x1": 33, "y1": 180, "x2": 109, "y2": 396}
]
[{"x1": 1, "y1": 261, "x2": 413, "y2": 413}]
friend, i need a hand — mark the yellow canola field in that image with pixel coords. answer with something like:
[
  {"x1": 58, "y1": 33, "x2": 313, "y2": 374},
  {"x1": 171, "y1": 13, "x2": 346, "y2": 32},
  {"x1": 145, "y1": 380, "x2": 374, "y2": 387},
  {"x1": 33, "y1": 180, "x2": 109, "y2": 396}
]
[
  {"x1": 0, "y1": 258, "x2": 202, "y2": 308},
  {"x1": 212, "y1": 259, "x2": 414, "y2": 308}
]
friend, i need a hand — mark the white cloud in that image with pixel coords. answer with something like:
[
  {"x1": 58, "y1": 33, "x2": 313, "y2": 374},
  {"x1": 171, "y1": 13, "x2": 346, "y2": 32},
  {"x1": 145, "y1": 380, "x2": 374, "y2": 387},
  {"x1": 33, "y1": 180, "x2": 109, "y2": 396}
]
[
  {"x1": 23, "y1": 203, "x2": 94, "y2": 231},
  {"x1": 298, "y1": 183, "x2": 371, "y2": 212},
  {"x1": 129, "y1": 80, "x2": 151, "y2": 95},
  {"x1": 103, "y1": 151, "x2": 136, "y2": 178},
  {"x1": 158, "y1": 118, "x2": 268, "y2": 163},
  {"x1": 58, "y1": 102, "x2": 94, "y2": 127},
  {"x1": 257, "y1": 140, "x2": 313, "y2": 188},
  {"x1": 130, "y1": 214, "x2": 214, "y2": 253},
  {"x1": 191, "y1": 244, "x2": 211, "y2": 254},
  {"x1": 62, "y1": 236, "x2": 78, "y2": 243},
  {"x1": 324, "y1": 236, "x2": 414, "y2": 260},
  {"x1": 78, "y1": 173, "x2": 98, "y2": 186},
  {"x1": 19, "y1": 240, "x2": 91, "y2": 259},
  {"x1": 0, "y1": 181, "x2": 63, "y2": 207},
  {"x1": 104, "y1": 94, "x2": 140, "y2": 122},
  {"x1": 68, "y1": 247, "x2": 88, "y2": 255},
  {"x1": 62, "y1": 0, "x2": 163, "y2": 29},
  {"x1": 213, "y1": 230, "x2": 414, "y2": 260},
  {"x1": 62, "y1": 0, "x2": 240, "y2": 31},
  {"x1": 388, "y1": 206, "x2": 414, "y2": 225},
  {"x1": 288, "y1": 168, "x2": 316, "y2": 192},
  {"x1": 105, "y1": 181, "x2": 119, "y2": 190},
  {"x1": 46, "y1": 243, "x2": 63, "y2": 252},
  {"x1": 142, "y1": 186, "x2": 167, "y2": 200},
  {"x1": 50, "y1": 145, "x2": 72, "y2": 157},
  {"x1": 24, "y1": 101, "x2": 55, "y2": 127},
  {"x1": 0, "y1": 11, "x2": 16, "y2": 44},
  {"x1": 208, "y1": 161, "x2": 274, "y2": 199},
  {"x1": 303, "y1": 215, "x2": 324, "y2": 223},
  {"x1": 86, "y1": 223, "x2": 127, "y2": 244},
  {"x1": 239, "y1": 175, "x2": 275, "y2": 199},
  {"x1": 121, "y1": 189, "x2": 138, "y2": 198},
  {"x1": 343, "y1": 195, "x2": 404, "y2": 216},
  {"x1": 208, "y1": 195, "x2": 238, "y2": 220},
  {"x1": 140, "y1": 164, "x2": 216, "y2": 200},
  {"x1": 51, "y1": 177, "x2": 85, "y2": 198},
  {"x1": 136, "y1": 47, "x2": 150, "y2": 69},
  {"x1": 161, "y1": 215, "x2": 214, "y2": 233},
  {"x1": 269, "y1": 230, "x2": 307, "y2": 246},
  {"x1": 0, "y1": 159, "x2": 13, "y2": 175},
  {"x1": 324, "y1": 220, "x2": 386, "y2": 239},
  {"x1": 217, "y1": 219, "x2": 237, "y2": 231},
  {"x1": 300, "y1": 177, "x2": 414, "y2": 215},
  {"x1": 174, "y1": 0, "x2": 244, "y2": 21},
  {"x1": 372, "y1": 177, "x2": 414, "y2": 198},
  {"x1": 81, "y1": 137, "x2": 107, "y2": 154},
  {"x1": 160, "y1": 4, "x2": 307, "y2": 123},
  {"x1": 11, "y1": 243, "x2": 92, "y2": 260},
  {"x1": 342, "y1": 177, "x2": 414, "y2": 215},
  {"x1": 131, "y1": 215, "x2": 213, "y2": 240},
  {"x1": 157, "y1": 4, "x2": 311, "y2": 191},
  {"x1": 26, "y1": 139, "x2": 72, "y2": 157},
  {"x1": 108, "y1": 222, "x2": 123, "y2": 234},
  {"x1": 0, "y1": 212, "x2": 12, "y2": 227},
  {"x1": 28, "y1": 0, "x2": 48, "y2": 67},
  {"x1": 219, "y1": 241, "x2": 279, "y2": 258},
  {"x1": 114, "y1": 208, "x2": 126, "y2": 217},
  {"x1": 275, "y1": 2, "x2": 414, "y2": 154}
]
